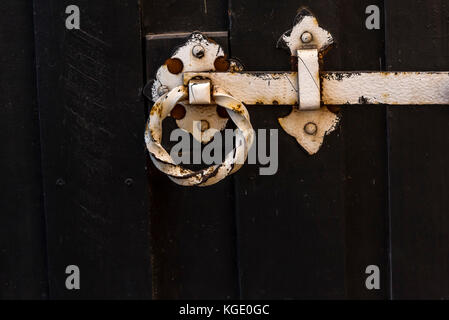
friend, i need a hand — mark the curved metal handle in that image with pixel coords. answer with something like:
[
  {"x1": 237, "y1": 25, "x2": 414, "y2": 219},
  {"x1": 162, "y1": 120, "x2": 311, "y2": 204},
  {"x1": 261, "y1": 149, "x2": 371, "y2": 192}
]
[{"x1": 145, "y1": 85, "x2": 254, "y2": 187}]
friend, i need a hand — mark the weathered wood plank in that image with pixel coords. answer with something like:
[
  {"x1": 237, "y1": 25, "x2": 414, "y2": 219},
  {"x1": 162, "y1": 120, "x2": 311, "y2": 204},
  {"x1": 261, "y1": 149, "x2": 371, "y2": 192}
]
[
  {"x1": 0, "y1": 0, "x2": 48, "y2": 299},
  {"x1": 142, "y1": 0, "x2": 239, "y2": 299},
  {"x1": 385, "y1": 0, "x2": 449, "y2": 299},
  {"x1": 229, "y1": 0, "x2": 388, "y2": 299},
  {"x1": 33, "y1": 0, "x2": 152, "y2": 298},
  {"x1": 336, "y1": 0, "x2": 389, "y2": 299},
  {"x1": 142, "y1": 0, "x2": 228, "y2": 35}
]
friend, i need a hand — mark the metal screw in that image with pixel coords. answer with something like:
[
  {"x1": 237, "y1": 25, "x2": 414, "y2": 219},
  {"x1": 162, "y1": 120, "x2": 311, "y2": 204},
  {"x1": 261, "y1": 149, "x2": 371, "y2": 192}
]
[
  {"x1": 304, "y1": 122, "x2": 318, "y2": 135},
  {"x1": 124, "y1": 178, "x2": 134, "y2": 186},
  {"x1": 301, "y1": 31, "x2": 313, "y2": 43},
  {"x1": 157, "y1": 85, "x2": 169, "y2": 97},
  {"x1": 165, "y1": 58, "x2": 183, "y2": 74},
  {"x1": 214, "y1": 56, "x2": 230, "y2": 71},
  {"x1": 56, "y1": 178, "x2": 66, "y2": 186},
  {"x1": 192, "y1": 45, "x2": 205, "y2": 58},
  {"x1": 171, "y1": 104, "x2": 186, "y2": 120}
]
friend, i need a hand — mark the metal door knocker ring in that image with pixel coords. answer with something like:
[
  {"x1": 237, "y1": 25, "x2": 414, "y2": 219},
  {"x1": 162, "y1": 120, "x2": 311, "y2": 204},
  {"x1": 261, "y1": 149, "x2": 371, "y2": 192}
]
[{"x1": 145, "y1": 85, "x2": 254, "y2": 187}]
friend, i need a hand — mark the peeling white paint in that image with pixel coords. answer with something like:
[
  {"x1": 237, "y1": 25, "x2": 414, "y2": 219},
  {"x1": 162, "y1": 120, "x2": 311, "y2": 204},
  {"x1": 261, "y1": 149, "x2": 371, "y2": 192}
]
[
  {"x1": 279, "y1": 11, "x2": 333, "y2": 55},
  {"x1": 145, "y1": 86, "x2": 254, "y2": 187},
  {"x1": 185, "y1": 71, "x2": 449, "y2": 106},
  {"x1": 151, "y1": 33, "x2": 230, "y2": 143},
  {"x1": 279, "y1": 107, "x2": 339, "y2": 155}
]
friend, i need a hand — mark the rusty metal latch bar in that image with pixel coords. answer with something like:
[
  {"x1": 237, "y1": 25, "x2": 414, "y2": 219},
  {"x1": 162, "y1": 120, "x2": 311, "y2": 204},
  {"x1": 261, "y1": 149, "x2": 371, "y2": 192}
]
[
  {"x1": 183, "y1": 71, "x2": 449, "y2": 106},
  {"x1": 144, "y1": 9, "x2": 449, "y2": 186}
]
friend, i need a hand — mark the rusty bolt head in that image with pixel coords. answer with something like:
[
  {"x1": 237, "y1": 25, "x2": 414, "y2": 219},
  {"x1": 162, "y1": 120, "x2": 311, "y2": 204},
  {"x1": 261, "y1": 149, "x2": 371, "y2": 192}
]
[
  {"x1": 171, "y1": 104, "x2": 186, "y2": 120},
  {"x1": 165, "y1": 58, "x2": 183, "y2": 74},
  {"x1": 214, "y1": 56, "x2": 230, "y2": 72},
  {"x1": 157, "y1": 85, "x2": 169, "y2": 97},
  {"x1": 304, "y1": 122, "x2": 318, "y2": 135},
  {"x1": 301, "y1": 31, "x2": 313, "y2": 43},
  {"x1": 192, "y1": 45, "x2": 205, "y2": 58}
]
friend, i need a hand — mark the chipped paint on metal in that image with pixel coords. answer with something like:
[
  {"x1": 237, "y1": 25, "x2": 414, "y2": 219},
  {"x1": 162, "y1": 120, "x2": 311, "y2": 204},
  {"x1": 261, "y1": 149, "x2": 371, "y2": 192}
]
[
  {"x1": 185, "y1": 71, "x2": 449, "y2": 106},
  {"x1": 276, "y1": 9, "x2": 338, "y2": 153},
  {"x1": 322, "y1": 72, "x2": 449, "y2": 105},
  {"x1": 175, "y1": 103, "x2": 228, "y2": 143},
  {"x1": 145, "y1": 86, "x2": 254, "y2": 187},
  {"x1": 278, "y1": 107, "x2": 340, "y2": 155},
  {"x1": 184, "y1": 72, "x2": 299, "y2": 105},
  {"x1": 144, "y1": 16, "x2": 449, "y2": 185},
  {"x1": 151, "y1": 32, "x2": 235, "y2": 143},
  {"x1": 277, "y1": 8, "x2": 334, "y2": 55},
  {"x1": 151, "y1": 33, "x2": 225, "y2": 100}
]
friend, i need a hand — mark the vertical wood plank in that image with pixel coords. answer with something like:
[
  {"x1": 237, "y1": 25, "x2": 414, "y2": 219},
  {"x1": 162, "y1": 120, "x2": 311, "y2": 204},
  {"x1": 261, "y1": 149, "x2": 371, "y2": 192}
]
[
  {"x1": 34, "y1": 0, "x2": 152, "y2": 298},
  {"x1": 336, "y1": 1, "x2": 389, "y2": 299},
  {"x1": 141, "y1": 0, "x2": 239, "y2": 299},
  {"x1": 385, "y1": 0, "x2": 449, "y2": 299},
  {"x1": 229, "y1": 0, "x2": 388, "y2": 299},
  {"x1": 0, "y1": 0, "x2": 48, "y2": 299},
  {"x1": 142, "y1": 0, "x2": 228, "y2": 35}
]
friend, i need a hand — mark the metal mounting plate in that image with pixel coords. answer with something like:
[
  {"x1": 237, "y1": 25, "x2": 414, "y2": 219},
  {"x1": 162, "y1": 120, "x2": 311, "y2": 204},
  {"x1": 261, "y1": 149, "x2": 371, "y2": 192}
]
[
  {"x1": 277, "y1": 9, "x2": 339, "y2": 154},
  {"x1": 147, "y1": 32, "x2": 238, "y2": 144}
]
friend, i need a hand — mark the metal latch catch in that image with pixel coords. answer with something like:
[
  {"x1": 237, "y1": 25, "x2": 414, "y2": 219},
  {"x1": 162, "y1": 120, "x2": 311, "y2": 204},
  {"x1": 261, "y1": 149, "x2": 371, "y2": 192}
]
[{"x1": 144, "y1": 9, "x2": 449, "y2": 186}]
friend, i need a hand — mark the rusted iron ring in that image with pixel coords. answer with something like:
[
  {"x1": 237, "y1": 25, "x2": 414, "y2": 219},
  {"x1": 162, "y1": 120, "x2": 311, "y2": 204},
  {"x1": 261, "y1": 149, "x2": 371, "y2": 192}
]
[{"x1": 145, "y1": 85, "x2": 254, "y2": 186}]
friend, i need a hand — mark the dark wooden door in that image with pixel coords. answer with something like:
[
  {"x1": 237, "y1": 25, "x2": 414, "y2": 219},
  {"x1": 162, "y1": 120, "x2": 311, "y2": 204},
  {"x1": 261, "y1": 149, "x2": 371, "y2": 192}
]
[
  {"x1": 142, "y1": 0, "x2": 449, "y2": 299},
  {"x1": 142, "y1": 0, "x2": 387, "y2": 299},
  {"x1": 1, "y1": 0, "x2": 449, "y2": 299}
]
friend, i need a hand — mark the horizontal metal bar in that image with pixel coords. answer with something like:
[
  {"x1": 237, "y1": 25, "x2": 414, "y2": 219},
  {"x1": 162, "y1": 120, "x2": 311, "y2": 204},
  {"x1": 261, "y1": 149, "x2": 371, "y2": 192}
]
[
  {"x1": 184, "y1": 72, "x2": 299, "y2": 105},
  {"x1": 184, "y1": 71, "x2": 449, "y2": 106},
  {"x1": 146, "y1": 31, "x2": 228, "y2": 41}
]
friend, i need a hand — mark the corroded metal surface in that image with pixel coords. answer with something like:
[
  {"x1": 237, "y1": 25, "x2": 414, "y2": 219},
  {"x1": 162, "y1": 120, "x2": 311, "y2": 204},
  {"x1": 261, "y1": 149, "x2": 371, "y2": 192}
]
[
  {"x1": 269, "y1": 8, "x2": 337, "y2": 154},
  {"x1": 183, "y1": 72, "x2": 299, "y2": 105},
  {"x1": 322, "y1": 72, "x2": 449, "y2": 105},
  {"x1": 278, "y1": 107, "x2": 339, "y2": 155},
  {"x1": 185, "y1": 71, "x2": 449, "y2": 106},
  {"x1": 145, "y1": 11, "x2": 449, "y2": 185},
  {"x1": 151, "y1": 32, "x2": 233, "y2": 143},
  {"x1": 278, "y1": 8, "x2": 334, "y2": 55},
  {"x1": 151, "y1": 33, "x2": 226, "y2": 99},
  {"x1": 145, "y1": 86, "x2": 254, "y2": 187}
]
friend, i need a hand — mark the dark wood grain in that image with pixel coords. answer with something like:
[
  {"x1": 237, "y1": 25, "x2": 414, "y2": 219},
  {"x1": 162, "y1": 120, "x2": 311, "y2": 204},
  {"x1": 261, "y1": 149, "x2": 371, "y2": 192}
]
[
  {"x1": 143, "y1": 0, "x2": 239, "y2": 299},
  {"x1": 229, "y1": 0, "x2": 388, "y2": 299},
  {"x1": 336, "y1": 1, "x2": 389, "y2": 299},
  {"x1": 0, "y1": 0, "x2": 48, "y2": 299},
  {"x1": 141, "y1": 0, "x2": 228, "y2": 35},
  {"x1": 385, "y1": 0, "x2": 449, "y2": 299},
  {"x1": 33, "y1": 0, "x2": 152, "y2": 298}
]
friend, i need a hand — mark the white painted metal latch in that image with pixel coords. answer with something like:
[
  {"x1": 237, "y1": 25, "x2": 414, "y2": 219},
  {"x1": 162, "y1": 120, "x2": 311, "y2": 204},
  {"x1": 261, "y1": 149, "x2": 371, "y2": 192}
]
[
  {"x1": 144, "y1": 9, "x2": 449, "y2": 186},
  {"x1": 297, "y1": 48, "x2": 321, "y2": 110}
]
